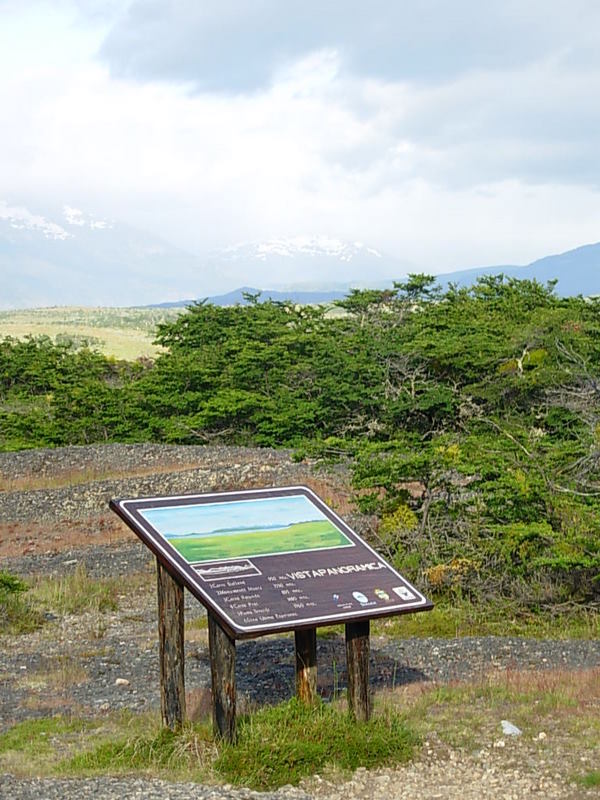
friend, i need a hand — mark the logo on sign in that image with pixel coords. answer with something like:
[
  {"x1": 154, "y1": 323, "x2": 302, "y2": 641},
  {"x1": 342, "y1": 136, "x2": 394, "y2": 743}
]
[
  {"x1": 393, "y1": 586, "x2": 416, "y2": 601},
  {"x1": 352, "y1": 591, "x2": 369, "y2": 605}
]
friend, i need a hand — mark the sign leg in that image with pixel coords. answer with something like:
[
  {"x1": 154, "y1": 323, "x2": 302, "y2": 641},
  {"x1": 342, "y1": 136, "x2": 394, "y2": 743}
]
[
  {"x1": 345, "y1": 620, "x2": 370, "y2": 721},
  {"x1": 208, "y1": 612, "x2": 237, "y2": 743},
  {"x1": 156, "y1": 558, "x2": 186, "y2": 730},
  {"x1": 295, "y1": 628, "x2": 317, "y2": 705}
]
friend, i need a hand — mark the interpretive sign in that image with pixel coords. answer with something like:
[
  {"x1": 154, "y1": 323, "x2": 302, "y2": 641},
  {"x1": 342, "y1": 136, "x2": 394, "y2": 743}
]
[{"x1": 110, "y1": 485, "x2": 432, "y2": 639}]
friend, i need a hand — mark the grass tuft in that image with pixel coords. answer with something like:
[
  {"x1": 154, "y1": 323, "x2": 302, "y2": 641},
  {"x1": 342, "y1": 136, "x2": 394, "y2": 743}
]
[
  {"x1": 55, "y1": 700, "x2": 417, "y2": 789},
  {"x1": 575, "y1": 770, "x2": 600, "y2": 787},
  {"x1": 0, "y1": 717, "x2": 99, "y2": 762},
  {"x1": 0, "y1": 571, "x2": 45, "y2": 634},
  {"x1": 31, "y1": 564, "x2": 119, "y2": 615},
  {"x1": 61, "y1": 722, "x2": 215, "y2": 779},
  {"x1": 215, "y1": 698, "x2": 418, "y2": 790}
]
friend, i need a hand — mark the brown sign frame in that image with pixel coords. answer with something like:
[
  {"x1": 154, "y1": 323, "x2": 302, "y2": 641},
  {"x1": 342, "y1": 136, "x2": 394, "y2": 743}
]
[{"x1": 110, "y1": 485, "x2": 432, "y2": 639}]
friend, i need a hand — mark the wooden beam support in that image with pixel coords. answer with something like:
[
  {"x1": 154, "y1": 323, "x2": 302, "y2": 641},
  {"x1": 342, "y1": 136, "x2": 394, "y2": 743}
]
[
  {"x1": 345, "y1": 619, "x2": 371, "y2": 721},
  {"x1": 208, "y1": 612, "x2": 237, "y2": 743},
  {"x1": 156, "y1": 558, "x2": 186, "y2": 730},
  {"x1": 294, "y1": 627, "x2": 317, "y2": 705}
]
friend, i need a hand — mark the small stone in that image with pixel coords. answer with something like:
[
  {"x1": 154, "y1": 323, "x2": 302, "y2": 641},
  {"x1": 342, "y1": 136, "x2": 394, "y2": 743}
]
[
  {"x1": 501, "y1": 720, "x2": 522, "y2": 736},
  {"x1": 538, "y1": 731, "x2": 547, "y2": 740},
  {"x1": 115, "y1": 677, "x2": 130, "y2": 686},
  {"x1": 493, "y1": 739, "x2": 506, "y2": 748}
]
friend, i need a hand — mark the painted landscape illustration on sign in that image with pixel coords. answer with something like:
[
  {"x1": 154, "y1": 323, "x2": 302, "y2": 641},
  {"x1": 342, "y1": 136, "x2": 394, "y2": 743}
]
[{"x1": 139, "y1": 494, "x2": 354, "y2": 563}]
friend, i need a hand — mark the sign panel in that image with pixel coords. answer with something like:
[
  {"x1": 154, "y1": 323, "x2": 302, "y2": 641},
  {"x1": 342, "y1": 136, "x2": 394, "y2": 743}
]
[{"x1": 110, "y1": 486, "x2": 432, "y2": 638}]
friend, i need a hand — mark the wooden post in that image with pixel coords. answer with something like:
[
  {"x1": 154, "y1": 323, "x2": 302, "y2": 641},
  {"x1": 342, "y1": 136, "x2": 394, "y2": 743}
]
[
  {"x1": 345, "y1": 619, "x2": 370, "y2": 721},
  {"x1": 208, "y1": 612, "x2": 237, "y2": 743},
  {"x1": 156, "y1": 558, "x2": 186, "y2": 730},
  {"x1": 294, "y1": 627, "x2": 317, "y2": 705}
]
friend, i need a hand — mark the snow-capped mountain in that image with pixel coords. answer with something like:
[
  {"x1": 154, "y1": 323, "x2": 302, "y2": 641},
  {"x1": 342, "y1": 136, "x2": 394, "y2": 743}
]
[
  {"x1": 6, "y1": 200, "x2": 597, "y2": 309},
  {"x1": 0, "y1": 202, "x2": 217, "y2": 309},
  {"x1": 209, "y1": 236, "x2": 408, "y2": 288},
  {"x1": 0, "y1": 210, "x2": 409, "y2": 308},
  {"x1": 220, "y1": 236, "x2": 383, "y2": 263}
]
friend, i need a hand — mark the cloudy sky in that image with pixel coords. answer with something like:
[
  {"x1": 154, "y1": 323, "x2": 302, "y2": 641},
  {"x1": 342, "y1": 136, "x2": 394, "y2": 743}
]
[{"x1": 2, "y1": 0, "x2": 600, "y2": 273}]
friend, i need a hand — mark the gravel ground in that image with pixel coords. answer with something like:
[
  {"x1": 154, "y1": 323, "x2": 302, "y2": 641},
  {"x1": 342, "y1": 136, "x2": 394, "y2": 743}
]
[
  {"x1": 2, "y1": 541, "x2": 599, "y2": 800},
  {"x1": 1, "y1": 445, "x2": 599, "y2": 799},
  {"x1": 0, "y1": 776, "x2": 313, "y2": 800},
  {"x1": 1, "y1": 742, "x2": 598, "y2": 800},
  {"x1": 2, "y1": 540, "x2": 155, "y2": 580},
  {"x1": 3, "y1": 540, "x2": 600, "y2": 730}
]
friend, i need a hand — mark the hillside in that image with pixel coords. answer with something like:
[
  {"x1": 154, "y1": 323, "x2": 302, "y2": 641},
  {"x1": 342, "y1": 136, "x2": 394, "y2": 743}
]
[{"x1": 0, "y1": 203, "x2": 407, "y2": 308}]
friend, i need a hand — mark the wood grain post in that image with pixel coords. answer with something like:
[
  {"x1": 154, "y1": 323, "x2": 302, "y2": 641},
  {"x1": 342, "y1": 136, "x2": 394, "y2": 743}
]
[
  {"x1": 345, "y1": 619, "x2": 371, "y2": 721},
  {"x1": 156, "y1": 558, "x2": 186, "y2": 730},
  {"x1": 294, "y1": 627, "x2": 317, "y2": 705},
  {"x1": 208, "y1": 612, "x2": 237, "y2": 743}
]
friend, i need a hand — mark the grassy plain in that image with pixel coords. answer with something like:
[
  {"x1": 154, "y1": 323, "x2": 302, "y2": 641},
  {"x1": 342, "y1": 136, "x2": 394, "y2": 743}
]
[
  {"x1": 171, "y1": 519, "x2": 351, "y2": 562},
  {"x1": 0, "y1": 306, "x2": 183, "y2": 360}
]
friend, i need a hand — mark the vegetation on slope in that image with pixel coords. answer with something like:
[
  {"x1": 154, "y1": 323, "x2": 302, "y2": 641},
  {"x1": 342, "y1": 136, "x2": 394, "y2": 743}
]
[{"x1": 1, "y1": 276, "x2": 599, "y2": 614}]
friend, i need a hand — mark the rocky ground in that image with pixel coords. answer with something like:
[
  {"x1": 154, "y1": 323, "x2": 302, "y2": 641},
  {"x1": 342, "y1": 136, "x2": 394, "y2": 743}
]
[{"x1": 1, "y1": 445, "x2": 599, "y2": 799}]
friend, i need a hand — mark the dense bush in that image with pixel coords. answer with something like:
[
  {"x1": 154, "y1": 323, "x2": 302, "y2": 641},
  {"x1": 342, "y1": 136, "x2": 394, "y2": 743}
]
[{"x1": 2, "y1": 277, "x2": 599, "y2": 610}]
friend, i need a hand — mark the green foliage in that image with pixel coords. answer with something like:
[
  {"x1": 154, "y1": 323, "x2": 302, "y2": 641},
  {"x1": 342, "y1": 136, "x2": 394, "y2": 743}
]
[
  {"x1": 2, "y1": 276, "x2": 600, "y2": 612},
  {"x1": 215, "y1": 698, "x2": 417, "y2": 789},
  {"x1": 393, "y1": 272, "x2": 441, "y2": 301},
  {"x1": 0, "y1": 571, "x2": 27, "y2": 594}
]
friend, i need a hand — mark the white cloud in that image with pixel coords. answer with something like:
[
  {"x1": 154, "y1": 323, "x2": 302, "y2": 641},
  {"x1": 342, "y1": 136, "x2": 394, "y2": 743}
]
[{"x1": 1, "y1": 0, "x2": 599, "y2": 285}]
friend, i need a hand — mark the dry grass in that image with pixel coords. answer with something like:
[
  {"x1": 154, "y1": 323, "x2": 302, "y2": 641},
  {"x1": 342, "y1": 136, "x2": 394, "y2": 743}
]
[
  {"x1": 0, "y1": 321, "x2": 162, "y2": 360},
  {"x1": 185, "y1": 615, "x2": 209, "y2": 644},
  {"x1": 0, "y1": 516, "x2": 133, "y2": 559},
  {"x1": 30, "y1": 564, "x2": 120, "y2": 615},
  {"x1": 384, "y1": 666, "x2": 600, "y2": 755},
  {"x1": 17, "y1": 656, "x2": 88, "y2": 692}
]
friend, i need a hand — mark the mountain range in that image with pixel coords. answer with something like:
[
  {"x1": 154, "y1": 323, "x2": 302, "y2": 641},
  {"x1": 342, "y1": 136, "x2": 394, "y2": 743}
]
[
  {"x1": 0, "y1": 203, "x2": 213, "y2": 309},
  {"x1": 435, "y1": 242, "x2": 600, "y2": 297},
  {"x1": 1, "y1": 201, "x2": 599, "y2": 309},
  {"x1": 162, "y1": 242, "x2": 600, "y2": 306}
]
